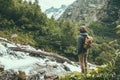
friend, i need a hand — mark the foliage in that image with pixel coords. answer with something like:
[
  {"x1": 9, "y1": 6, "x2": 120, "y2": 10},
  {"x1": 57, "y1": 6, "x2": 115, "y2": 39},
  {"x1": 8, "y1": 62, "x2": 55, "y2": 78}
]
[
  {"x1": 58, "y1": 20, "x2": 78, "y2": 58},
  {"x1": 0, "y1": 29, "x2": 35, "y2": 45},
  {"x1": 97, "y1": 0, "x2": 120, "y2": 24},
  {"x1": 88, "y1": 42, "x2": 117, "y2": 65},
  {"x1": 59, "y1": 50, "x2": 120, "y2": 80},
  {"x1": 89, "y1": 22, "x2": 117, "y2": 42},
  {"x1": 0, "y1": 0, "x2": 79, "y2": 59},
  {"x1": 87, "y1": 21, "x2": 120, "y2": 65}
]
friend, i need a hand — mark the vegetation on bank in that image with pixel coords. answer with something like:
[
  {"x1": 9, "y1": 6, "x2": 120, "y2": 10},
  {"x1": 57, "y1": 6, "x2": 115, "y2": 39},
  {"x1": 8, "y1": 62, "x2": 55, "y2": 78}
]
[{"x1": 59, "y1": 50, "x2": 120, "y2": 80}]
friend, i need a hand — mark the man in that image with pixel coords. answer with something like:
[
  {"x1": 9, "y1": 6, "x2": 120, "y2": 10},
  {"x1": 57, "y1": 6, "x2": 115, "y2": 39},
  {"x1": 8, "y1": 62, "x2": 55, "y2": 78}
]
[{"x1": 77, "y1": 26, "x2": 89, "y2": 73}]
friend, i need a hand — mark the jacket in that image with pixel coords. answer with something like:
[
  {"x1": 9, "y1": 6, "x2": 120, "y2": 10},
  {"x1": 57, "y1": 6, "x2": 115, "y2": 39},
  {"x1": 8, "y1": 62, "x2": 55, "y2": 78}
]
[{"x1": 77, "y1": 33, "x2": 88, "y2": 54}]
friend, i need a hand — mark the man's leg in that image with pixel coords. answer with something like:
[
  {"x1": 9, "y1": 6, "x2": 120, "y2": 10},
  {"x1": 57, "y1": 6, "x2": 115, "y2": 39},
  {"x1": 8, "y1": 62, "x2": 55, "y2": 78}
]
[
  {"x1": 78, "y1": 54, "x2": 84, "y2": 73},
  {"x1": 84, "y1": 52, "x2": 88, "y2": 73}
]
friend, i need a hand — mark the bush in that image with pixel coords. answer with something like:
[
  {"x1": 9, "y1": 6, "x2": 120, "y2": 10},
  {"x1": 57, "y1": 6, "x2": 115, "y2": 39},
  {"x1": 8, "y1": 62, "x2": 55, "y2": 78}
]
[{"x1": 59, "y1": 50, "x2": 120, "y2": 80}]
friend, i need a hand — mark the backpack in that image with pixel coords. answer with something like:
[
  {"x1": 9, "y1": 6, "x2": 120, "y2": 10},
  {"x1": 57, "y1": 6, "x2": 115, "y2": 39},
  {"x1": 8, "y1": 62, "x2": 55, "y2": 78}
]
[{"x1": 84, "y1": 35, "x2": 93, "y2": 49}]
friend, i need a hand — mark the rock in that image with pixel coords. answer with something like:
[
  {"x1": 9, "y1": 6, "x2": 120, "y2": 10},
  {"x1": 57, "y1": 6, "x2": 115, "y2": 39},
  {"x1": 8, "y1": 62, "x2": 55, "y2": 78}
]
[
  {"x1": 27, "y1": 71, "x2": 44, "y2": 80},
  {"x1": 0, "y1": 64, "x2": 4, "y2": 72},
  {"x1": 59, "y1": 0, "x2": 107, "y2": 23},
  {"x1": 27, "y1": 74, "x2": 41, "y2": 80},
  {"x1": 39, "y1": 70, "x2": 46, "y2": 75},
  {"x1": 63, "y1": 65, "x2": 70, "y2": 71},
  {"x1": 44, "y1": 72, "x2": 59, "y2": 80},
  {"x1": 0, "y1": 70, "x2": 18, "y2": 80},
  {"x1": 11, "y1": 34, "x2": 18, "y2": 38},
  {"x1": 53, "y1": 65, "x2": 58, "y2": 68}
]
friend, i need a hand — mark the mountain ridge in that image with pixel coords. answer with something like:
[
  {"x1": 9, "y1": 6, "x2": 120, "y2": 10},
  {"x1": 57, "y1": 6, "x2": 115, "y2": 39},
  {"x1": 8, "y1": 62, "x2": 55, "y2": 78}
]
[
  {"x1": 45, "y1": 5, "x2": 67, "y2": 20},
  {"x1": 59, "y1": 0, "x2": 107, "y2": 23}
]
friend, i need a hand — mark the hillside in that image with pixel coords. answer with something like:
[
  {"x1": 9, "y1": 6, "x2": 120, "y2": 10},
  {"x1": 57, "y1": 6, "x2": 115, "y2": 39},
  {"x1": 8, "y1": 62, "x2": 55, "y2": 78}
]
[
  {"x1": 97, "y1": 0, "x2": 120, "y2": 24},
  {"x1": 0, "y1": 0, "x2": 79, "y2": 61},
  {"x1": 45, "y1": 5, "x2": 67, "y2": 20},
  {"x1": 59, "y1": 0, "x2": 107, "y2": 23},
  {"x1": 58, "y1": 0, "x2": 120, "y2": 69},
  {"x1": 59, "y1": 1, "x2": 120, "y2": 79}
]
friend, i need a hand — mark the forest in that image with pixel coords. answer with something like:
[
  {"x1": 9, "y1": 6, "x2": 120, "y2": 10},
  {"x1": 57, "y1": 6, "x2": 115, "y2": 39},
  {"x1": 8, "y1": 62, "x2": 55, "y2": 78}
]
[{"x1": 0, "y1": 0, "x2": 120, "y2": 79}]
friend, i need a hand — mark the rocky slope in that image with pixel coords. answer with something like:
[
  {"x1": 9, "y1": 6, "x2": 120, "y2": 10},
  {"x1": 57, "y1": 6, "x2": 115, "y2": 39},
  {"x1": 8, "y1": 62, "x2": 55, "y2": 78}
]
[
  {"x1": 45, "y1": 5, "x2": 67, "y2": 20},
  {"x1": 97, "y1": 0, "x2": 120, "y2": 24},
  {"x1": 59, "y1": 0, "x2": 107, "y2": 23}
]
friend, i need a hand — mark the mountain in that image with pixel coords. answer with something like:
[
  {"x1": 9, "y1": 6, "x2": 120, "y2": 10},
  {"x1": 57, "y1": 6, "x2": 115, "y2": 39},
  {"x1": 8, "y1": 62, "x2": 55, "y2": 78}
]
[
  {"x1": 45, "y1": 5, "x2": 67, "y2": 20},
  {"x1": 57, "y1": 0, "x2": 120, "y2": 67},
  {"x1": 97, "y1": 0, "x2": 120, "y2": 24},
  {"x1": 59, "y1": 0, "x2": 107, "y2": 23}
]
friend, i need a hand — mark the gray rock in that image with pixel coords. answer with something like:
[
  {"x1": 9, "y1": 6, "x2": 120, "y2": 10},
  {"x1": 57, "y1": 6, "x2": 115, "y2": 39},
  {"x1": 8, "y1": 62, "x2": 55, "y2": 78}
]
[
  {"x1": 44, "y1": 72, "x2": 59, "y2": 80},
  {"x1": 0, "y1": 64, "x2": 4, "y2": 72}
]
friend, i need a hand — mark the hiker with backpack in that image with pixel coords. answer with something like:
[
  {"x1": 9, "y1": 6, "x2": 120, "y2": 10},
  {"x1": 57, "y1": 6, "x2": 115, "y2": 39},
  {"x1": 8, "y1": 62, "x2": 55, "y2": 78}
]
[{"x1": 77, "y1": 26, "x2": 93, "y2": 73}]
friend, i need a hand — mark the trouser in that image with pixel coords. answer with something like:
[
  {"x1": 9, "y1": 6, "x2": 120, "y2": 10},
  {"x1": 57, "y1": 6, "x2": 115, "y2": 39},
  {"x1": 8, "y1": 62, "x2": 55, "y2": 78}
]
[{"x1": 78, "y1": 52, "x2": 88, "y2": 73}]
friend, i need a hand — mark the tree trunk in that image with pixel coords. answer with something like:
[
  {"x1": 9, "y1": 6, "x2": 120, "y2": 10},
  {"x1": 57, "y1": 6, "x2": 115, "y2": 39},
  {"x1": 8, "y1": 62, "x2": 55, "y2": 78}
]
[{"x1": 9, "y1": 47, "x2": 72, "y2": 64}]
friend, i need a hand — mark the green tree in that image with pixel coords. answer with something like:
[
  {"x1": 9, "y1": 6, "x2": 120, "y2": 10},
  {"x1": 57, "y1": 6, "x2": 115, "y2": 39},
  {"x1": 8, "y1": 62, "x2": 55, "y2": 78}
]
[{"x1": 58, "y1": 20, "x2": 78, "y2": 60}]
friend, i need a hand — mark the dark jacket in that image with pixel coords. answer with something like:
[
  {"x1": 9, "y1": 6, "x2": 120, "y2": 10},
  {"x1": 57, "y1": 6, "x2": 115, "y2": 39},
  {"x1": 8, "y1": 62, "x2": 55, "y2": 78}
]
[{"x1": 77, "y1": 33, "x2": 88, "y2": 54}]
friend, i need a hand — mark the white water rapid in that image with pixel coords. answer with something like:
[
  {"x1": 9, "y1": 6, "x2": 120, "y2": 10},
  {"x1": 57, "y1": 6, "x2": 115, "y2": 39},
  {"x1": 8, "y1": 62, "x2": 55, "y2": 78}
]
[{"x1": 0, "y1": 37, "x2": 96, "y2": 79}]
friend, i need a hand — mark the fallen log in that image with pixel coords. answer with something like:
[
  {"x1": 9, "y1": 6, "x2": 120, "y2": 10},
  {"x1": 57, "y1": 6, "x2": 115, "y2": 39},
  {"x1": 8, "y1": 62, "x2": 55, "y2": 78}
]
[{"x1": 9, "y1": 47, "x2": 72, "y2": 64}]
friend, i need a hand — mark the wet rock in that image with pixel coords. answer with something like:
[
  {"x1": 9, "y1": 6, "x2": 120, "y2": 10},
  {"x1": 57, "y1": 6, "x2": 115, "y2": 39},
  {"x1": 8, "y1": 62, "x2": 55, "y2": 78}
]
[
  {"x1": 44, "y1": 72, "x2": 59, "y2": 80},
  {"x1": 0, "y1": 64, "x2": 4, "y2": 72},
  {"x1": 0, "y1": 70, "x2": 18, "y2": 80},
  {"x1": 27, "y1": 71, "x2": 44, "y2": 80},
  {"x1": 27, "y1": 74, "x2": 41, "y2": 80},
  {"x1": 37, "y1": 70, "x2": 46, "y2": 75},
  {"x1": 47, "y1": 57, "x2": 56, "y2": 61},
  {"x1": 53, "y1": 65, "x2": 58, "y2": 68},
  {"x1": 63, "y1": 64, "x2": 70, "y2": 71}
]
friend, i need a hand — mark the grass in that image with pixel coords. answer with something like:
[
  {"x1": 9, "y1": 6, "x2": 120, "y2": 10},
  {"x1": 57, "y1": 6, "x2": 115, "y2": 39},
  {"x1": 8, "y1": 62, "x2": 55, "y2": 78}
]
[{"x1": 0, "y1": 29, "x2": 35, "y2": 46}]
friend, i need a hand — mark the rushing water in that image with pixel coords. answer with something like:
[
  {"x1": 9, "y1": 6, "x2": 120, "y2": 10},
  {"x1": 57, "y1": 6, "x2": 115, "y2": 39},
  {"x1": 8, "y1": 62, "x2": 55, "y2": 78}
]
[{"x1": 0, "y1": 37, "x2": 96, "y2": 79}]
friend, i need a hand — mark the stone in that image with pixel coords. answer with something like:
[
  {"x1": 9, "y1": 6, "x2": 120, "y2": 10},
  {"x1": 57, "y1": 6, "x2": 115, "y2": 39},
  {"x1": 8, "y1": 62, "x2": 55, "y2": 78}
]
[
  {"x1": 44, "y1": 72, "x2": 59, "y2": 80},
  {"x1": 0, "y1": 64, "x2": 4, "y2": 72}
]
